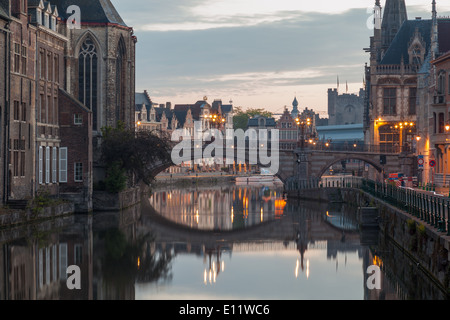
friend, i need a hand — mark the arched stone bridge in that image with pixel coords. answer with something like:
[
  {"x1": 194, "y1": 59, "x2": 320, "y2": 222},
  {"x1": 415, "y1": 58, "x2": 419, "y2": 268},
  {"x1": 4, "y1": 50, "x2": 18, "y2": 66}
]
[
  {"x1": 149, "y1": 143, "x2": 416, "y2": 186},
  {"x1": 301, "y1": 149, "x2": 416, "y2": 179}
]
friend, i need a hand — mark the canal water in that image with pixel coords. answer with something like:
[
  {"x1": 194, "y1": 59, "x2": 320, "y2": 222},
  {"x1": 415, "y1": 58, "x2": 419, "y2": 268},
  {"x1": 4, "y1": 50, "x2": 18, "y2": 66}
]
[{"x1": 0, "y1": 182, "x2": 447, "y2": 300}]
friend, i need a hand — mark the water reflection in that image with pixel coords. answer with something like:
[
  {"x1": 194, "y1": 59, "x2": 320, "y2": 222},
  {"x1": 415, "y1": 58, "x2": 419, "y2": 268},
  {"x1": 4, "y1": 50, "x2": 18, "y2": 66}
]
[
  {"x1": 0, "y1": 183, "x2": 447, "y2": 300},
  {"x1": 149, "y1": 184, "x2": 286, "y2": 231}
]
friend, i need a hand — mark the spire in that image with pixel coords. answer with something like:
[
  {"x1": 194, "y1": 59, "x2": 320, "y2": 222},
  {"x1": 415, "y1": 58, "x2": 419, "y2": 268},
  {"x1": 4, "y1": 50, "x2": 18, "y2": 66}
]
[
  {"x1": 431, "y1": 0, "x2": 439, "y2": 59},
  {"x1": 381, "y1": 0, "x2": 408, "y2": 52},
  {"x1": 291, "y1": 97, "x2": 299, "y2": 119}
]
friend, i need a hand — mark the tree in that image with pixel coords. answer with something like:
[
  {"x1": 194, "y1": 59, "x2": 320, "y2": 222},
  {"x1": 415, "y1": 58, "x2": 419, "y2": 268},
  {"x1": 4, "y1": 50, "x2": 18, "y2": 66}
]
[
  {"x1": 233, "y1": 107, "x2": 274, "y2": 130},
  {"x1": 100, "y1": 122, "x2": 172, "y2": 192}
]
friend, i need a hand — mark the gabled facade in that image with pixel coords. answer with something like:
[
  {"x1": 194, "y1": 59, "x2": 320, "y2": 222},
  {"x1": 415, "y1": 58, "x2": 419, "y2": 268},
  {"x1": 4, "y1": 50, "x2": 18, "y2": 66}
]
[
  {"x1": 365, "y1": 1, "x2": 432, "y2": 158},
  {"x1": 49, "y1": 0, "x2": 137, "y2": 185}
]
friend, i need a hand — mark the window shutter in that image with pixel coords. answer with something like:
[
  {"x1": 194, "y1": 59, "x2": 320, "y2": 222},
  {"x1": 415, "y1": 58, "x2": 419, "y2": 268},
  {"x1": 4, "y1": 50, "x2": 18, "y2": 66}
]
[
  {"x1": 38, "y1": 146, "x2": 43, "y2": 184},
  {"x1": 52, "y1": 147, "x2": 57, "y2": 183},
  {"x1": 59, "y1": 147, "x2": 67, "y2": 183},
  {"x1": 45, "y1": 147, "x2": 50, "y2": 184}
]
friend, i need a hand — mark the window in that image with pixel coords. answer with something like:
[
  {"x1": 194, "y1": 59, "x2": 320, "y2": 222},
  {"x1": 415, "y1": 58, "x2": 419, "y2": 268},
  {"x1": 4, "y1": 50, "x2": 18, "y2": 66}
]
[
  {"x1": 74, "y1": 245, "x2": 82, "y2": 265},
  {"x1": 45, "y1": 147, "x2": 50, "y2": 184},
  {"x1": 437, "y1": 72, "x2": 446, "y2": 96},
  {"x1": 52, "y1": 147, "x2": 57, "y2": 183},
  {"x1": 409, "y1": 88, "x2": 417, "y2": 115},
  {"x1": 36, "y1": 9, "x2": 42, "y2": 24},
  {"x1": 74, "y1": 113, "x2": 83, "y2": 125},
  {"x1": 13, "y1": 151, "x2": 18, "y2": 177},
  {"x1": 14, "y1": 43, "x2": 20, "y2": 73},
  {"x1": 39, "y1": 50, "x2": 45, "y2": 79},
  {"x1": 21, "y1": 45, "x2": 27, "y2": 75},
  {"x1": 74, "y1": 163, "x2": 83, "y2": 182},
  {"x1": 78, "y1": 37, "x2": 98, "y2": 130},
  {"x1": 44, "y1": 13, "x2": 49, "y2": 28},
  {"x1": 21, "y1": 102, "x2": 26, "y2": 121},
  {"x1": 59, "y1": 147, "x2": 67, "y2": 183},
  {"x1": 20, "y1": 151, "x2": 25, "y2": 177},
  {"x1": 379, "y1": 124, "x2": 400, "y2": 151},
  {"x1": 383, "y1": 88, "x2": 397, "y2": 115},
  {"x1": 38, "y1": 146, "x2": 43, "y2": 184},
  {"x1": 439, "y1": 112, "x2": 445, "y2": 134},
  {"x1": 39, "y1": 94, "x2": 45, "y2": 123},
  {"x1": 51, "y1": 16, "x2": 56, "y2": 31},
  {"x1": 46, "y1": 53, "x2": 51, "y2": 81},
  {"x1": 13, "y1": 101, "x2": 20, "y2": 120},
  {"x1": 54, "y1": 55, "x2": 59, "y2": 83}
]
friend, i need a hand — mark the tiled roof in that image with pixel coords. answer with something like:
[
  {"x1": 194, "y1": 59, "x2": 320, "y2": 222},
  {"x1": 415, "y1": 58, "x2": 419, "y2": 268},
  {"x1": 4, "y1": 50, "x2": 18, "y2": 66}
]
[
  {"x1": 381, "y1": 18, "x2": 450, "y2": 65},
  {"x1": 381, "y1": 19, "x2": 431, "y2": 65},
  {"x1": 47, "y1": 0, "x2": 127, "y2": 27}
]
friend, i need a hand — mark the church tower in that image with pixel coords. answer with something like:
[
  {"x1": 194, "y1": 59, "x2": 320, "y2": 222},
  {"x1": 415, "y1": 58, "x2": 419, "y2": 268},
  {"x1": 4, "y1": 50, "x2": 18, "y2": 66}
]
[{"x1": 381, "y1": 0, "x2": 408, "y2": 54}]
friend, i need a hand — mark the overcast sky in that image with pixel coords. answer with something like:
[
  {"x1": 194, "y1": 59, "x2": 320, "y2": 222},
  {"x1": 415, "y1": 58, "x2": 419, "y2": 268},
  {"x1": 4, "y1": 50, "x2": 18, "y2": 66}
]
[{"x1": 111, "y1": 0, "x2": 450, "y2": 116}]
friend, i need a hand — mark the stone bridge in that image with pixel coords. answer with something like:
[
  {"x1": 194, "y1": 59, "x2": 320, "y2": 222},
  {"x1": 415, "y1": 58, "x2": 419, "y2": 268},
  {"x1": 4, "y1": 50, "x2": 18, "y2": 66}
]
[
  {"x1": 149, "y1": 143, "x2": 416, "y2": 187},
  {"x1": 300, "y1": 149, "x2": 416, "y2": 179}
]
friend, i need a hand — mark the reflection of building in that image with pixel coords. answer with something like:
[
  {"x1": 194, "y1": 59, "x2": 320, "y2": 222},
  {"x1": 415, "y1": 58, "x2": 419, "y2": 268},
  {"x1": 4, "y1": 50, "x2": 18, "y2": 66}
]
[
  {"x1": 0, "y1": 216, "x2": 93, "y2": 300},
  {"x1": 148, "y1": 186, "x2": 286, "y2": 231}
]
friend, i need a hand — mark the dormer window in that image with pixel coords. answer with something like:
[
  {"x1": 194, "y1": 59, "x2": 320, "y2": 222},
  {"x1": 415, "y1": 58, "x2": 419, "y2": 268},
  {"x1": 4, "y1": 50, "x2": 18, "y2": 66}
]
[
  {"x1": 36, "y1": 9, "x2": 42, "y2": 24},
  {"x1": 411, "y1": 44, "x2": 422, "y2": 65},
  {"x1": 44, "y1": 13, "x2": 49, "y2": 28},
  {"x1": 51, "y1": 16, "x2": 56, "y2": 31}
]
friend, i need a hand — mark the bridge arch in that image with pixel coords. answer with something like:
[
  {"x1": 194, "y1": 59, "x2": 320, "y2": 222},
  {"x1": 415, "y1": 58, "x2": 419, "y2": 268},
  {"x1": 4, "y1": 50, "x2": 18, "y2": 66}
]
[{"x1": 315, "y1": 155, "x2": 383, "y2": 178}]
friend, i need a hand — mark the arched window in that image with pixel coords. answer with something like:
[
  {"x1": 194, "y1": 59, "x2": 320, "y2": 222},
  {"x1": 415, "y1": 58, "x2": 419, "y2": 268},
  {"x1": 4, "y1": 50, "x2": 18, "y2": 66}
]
[
  {"x1": 78, "y1": 37, "x2": 98, "y2": 130},
  {"x1": 437, "y1": 71, "x2": 446, "y2": 95},
  {"x1": 116, "y1": 38, "x2": 126, "y2": 124}
]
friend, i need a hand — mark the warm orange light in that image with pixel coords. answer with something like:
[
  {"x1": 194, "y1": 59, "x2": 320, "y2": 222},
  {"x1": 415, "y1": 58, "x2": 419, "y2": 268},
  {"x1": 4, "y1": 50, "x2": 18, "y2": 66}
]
[
  {"x1": 446, "y1": 125, "x2": 450, "y2": 131},
  {"x1": 416, "y1": 136, "x2": 421, "y2": 141}
]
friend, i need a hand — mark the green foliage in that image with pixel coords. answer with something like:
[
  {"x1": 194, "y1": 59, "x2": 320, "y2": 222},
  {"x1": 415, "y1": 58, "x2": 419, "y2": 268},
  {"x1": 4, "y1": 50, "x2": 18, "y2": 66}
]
[
  {"x1": 233, "y1": 106, "x2": 273, "y2": 130},
  {"x1": 100, "y1": 121, "x2": 172, "y2": 189},
  {"x1": 104, "y1": 162, "x2": 127, "y2": 193}
]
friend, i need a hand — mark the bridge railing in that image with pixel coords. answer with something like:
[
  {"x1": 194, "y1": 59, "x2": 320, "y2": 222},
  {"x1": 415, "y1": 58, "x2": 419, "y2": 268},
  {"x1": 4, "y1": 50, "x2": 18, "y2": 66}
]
[
  {"x1": 361, "y1": 179, "x2": 450, "y2": 236},
  {"x1": 306, "y1": 143, "x2": 411, "y2": 154}
]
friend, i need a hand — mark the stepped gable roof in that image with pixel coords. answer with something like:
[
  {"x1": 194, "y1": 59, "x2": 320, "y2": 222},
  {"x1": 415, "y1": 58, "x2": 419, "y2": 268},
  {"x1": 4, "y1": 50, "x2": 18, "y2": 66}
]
[
  {"x1": 135, "y1": 92, "x2": 151, "y2": 106},
  {"x1": 48, "y1": 0, "x2": 127, "y2": 27},
  {"x1": 381, "y1": 19, "x2": 432, "y2": 65},
  {"x1": 173, "y1": 110, "x2": 188, "y2": 128},
  {"x1": 154, "y1": 107, "x2": 173, "y2": 122}
]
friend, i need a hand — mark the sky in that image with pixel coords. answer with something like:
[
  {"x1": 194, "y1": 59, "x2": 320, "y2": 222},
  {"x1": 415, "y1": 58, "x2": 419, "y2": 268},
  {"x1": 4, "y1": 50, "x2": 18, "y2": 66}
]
[{"x1": 111, "y1": 0, "x2": 450, "y2": 117}]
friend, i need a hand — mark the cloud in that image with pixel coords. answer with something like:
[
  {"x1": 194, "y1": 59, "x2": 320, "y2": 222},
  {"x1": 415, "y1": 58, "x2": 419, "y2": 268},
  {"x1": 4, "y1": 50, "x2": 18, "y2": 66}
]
[{"x1": 111, "y1": 0, "x2": 450, "y2": 113}]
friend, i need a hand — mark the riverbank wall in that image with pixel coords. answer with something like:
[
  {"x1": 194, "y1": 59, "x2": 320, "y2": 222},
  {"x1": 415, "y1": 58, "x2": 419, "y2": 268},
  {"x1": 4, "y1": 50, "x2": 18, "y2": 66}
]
[
  {"x1": 0, "y1": 201, "x2": 75, "y2": 230},
  {"x1": 287, "y1": 187, "x2": 450, "y2": 295}
]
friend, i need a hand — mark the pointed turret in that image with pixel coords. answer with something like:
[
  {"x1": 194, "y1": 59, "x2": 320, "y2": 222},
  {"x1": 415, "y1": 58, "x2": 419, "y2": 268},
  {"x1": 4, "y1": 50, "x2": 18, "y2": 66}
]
[
  {"x1": 431, "y1": 0, "x2": 439, "y2": 59},
  {"x1": 291, "y1": 97, "x2": 299, "y2": 119},
  {"x1": 381, "y1": 0, "x2": 408, "y2": 54}
]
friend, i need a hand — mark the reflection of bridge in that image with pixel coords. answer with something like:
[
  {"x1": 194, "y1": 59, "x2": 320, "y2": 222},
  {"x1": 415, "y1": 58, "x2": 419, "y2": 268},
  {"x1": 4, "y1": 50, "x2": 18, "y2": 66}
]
[
  {"x1": 139, "y1": 197, "x2": 361, "y2": 250},
  {"x1": 151, "y1": 142, "x2": 415, "y2": 185}
]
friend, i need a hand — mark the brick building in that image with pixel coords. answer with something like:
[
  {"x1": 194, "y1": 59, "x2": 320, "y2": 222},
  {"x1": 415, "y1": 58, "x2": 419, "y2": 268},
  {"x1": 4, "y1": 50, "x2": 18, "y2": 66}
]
[
  {"x1": 7, "y1": 0, "x2": 37, "y2": 201},
  {"x1": 58, "y1": 88, "x2": 92, "y2": 212},
  {"x1": 50, "y1": 0, "x2": 137, "y2": 186},
  {"x1": 0, "y1": 1, "x2": 9, "y2": 203}
]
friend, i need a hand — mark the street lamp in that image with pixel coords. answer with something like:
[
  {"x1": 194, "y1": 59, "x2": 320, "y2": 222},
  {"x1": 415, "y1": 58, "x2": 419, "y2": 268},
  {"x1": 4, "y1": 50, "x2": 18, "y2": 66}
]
[{"x1": 295, "y1": 116, "x2": 313, "y2": 150}]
